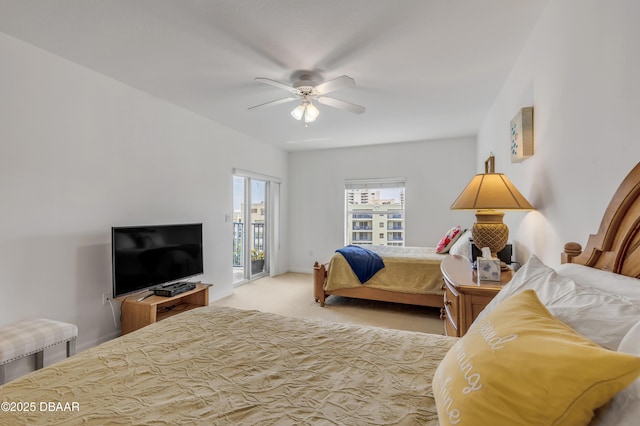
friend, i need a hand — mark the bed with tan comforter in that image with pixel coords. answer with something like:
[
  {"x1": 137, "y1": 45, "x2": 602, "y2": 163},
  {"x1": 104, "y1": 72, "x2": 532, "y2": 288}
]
[
  {"x1": 325, "y1": 245, "x2": 446, "y2": 295},
  {"x1": 0, "y1": 305, "x2": 456, "y2": 425},
  {"x1": 314, "y1": 245, "x2": 447, "y2": 309}
]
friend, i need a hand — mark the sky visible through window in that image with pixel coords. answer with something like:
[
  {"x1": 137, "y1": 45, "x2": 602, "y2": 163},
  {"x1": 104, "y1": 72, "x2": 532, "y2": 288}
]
[
  {"x1": 379, "y1": 188, "x2": 403, "y2": 203},
  {"x1": 233, "y1": 177, "x2": 265, "y2": 210}
]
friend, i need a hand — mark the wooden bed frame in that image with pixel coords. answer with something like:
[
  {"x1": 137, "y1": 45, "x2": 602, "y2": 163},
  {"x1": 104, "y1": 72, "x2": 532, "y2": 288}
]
[
  {"x1": 313, "y1": 261, "x2": 444, "y2": 309},
  {"x1": 562, "y1": 161, "x2": 640, "y2": 278}
]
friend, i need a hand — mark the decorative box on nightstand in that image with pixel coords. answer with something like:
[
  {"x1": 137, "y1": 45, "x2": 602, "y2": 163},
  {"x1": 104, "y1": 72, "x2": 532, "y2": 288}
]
[{"x1": 440, "y1": 255, "x2": 513, "y2": 337}]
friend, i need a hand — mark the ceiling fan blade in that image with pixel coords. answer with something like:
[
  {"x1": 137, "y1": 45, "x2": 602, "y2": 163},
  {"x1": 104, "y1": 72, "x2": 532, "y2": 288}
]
[
  {"x1": 313, "y1": 75, "x2": 355, "y2": 95},
  {"x1": 248, "y1": 97, "x2": 298, "y2": 110},
  {"x1": 254, "y1": 77, "x2": 298, "y2": 94},
  {"x1": 317, "y1": 96, "x2": 366, "y2": 114}
]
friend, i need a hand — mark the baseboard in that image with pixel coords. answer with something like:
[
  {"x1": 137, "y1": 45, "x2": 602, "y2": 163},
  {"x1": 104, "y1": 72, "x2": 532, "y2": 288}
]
[
  {"x1": 209, "y1": 288, "x2": 234, "y2": 303},
  {"x1": 288, "y1": 267, "x2": 314, "y2": 274},
  {"x1": 77, "y1": 330, "x2": 121, "y2": 353}
]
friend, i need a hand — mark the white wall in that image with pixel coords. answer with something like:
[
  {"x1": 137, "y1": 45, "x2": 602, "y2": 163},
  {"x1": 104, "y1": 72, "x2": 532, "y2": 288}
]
[
  {"x1": 477, "y1": 0, "x2": 640, "y2": 267},
  {"x1": 0, "y1": 32, "x2": 288, "y2": 380},
  {"x1": 288, "y1": 137, "x2": 477, "y2": 272}
]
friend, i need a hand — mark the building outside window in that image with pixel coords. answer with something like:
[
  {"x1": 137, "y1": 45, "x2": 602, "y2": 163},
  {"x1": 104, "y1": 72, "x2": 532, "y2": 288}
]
[{"x1": 345, "y1": 180, "x2": 405, "y2": 246}]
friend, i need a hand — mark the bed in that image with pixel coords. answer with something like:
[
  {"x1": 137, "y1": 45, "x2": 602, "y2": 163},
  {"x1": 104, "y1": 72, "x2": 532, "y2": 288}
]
[
  {"x1": 1, "y1": 162, "x2": 640, "y2": 425},
  {"x1": 0, "y1": 306, "x2": 456, "y2": 424},
  {"x1": 314, "y1": 244, "x2": 454, "y2": 309}
]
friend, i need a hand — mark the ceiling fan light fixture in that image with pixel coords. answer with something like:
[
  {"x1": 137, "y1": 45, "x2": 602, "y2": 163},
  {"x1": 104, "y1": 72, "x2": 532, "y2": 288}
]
[
  {"x1": 291, "y1": 104, "x2": 306, "y2": 121},
  {"x1": 290, "y1": 98, "x2": 319, "y2": 123},
  {"x1": 305, "y1": 102, "x2": 319, "y2": 122}
]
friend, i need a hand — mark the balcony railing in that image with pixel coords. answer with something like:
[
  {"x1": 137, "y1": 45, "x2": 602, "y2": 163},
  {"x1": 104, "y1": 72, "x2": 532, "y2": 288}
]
[
  {"x1": 352, "y1": 226, "x2": 372, "y2": 230},
  {"x1": 233, "y1": 222, "x2": 264, "y2": 267}
]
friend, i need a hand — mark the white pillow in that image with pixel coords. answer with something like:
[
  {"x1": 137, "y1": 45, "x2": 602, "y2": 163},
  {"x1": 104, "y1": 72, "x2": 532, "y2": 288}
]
[
  {"x1": 477, "y1": 255, "x2": 640, "y2": 350},
  {"x1": 591, "y1": 321, "x2": 640, "y2": 426},
  {"x1": 449, "y1": 229, "x2": 472, "y2": 259},
  {"x1": 556, "y1": 262, "x2": 640, "y2": 299}
]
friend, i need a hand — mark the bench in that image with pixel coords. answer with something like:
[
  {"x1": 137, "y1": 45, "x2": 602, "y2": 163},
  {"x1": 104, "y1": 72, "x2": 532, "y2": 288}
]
[{"x1": 0, "y1": 318, "x2": 78, "y2": 384}]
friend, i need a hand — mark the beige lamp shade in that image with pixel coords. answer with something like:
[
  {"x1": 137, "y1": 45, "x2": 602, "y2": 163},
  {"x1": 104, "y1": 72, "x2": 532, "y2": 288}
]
[
  {"x1": 450, "y1": 173, "x2": 534, "y2": 211},
  {"x1": 451, "y1": 163, "x2": 534, "y2": 260}
]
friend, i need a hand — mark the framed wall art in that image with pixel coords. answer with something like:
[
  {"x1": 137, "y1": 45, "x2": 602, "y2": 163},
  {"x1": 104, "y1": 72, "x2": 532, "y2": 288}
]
[{"x1": 510, "y1": 106, "x2": 534, "y2": 163}]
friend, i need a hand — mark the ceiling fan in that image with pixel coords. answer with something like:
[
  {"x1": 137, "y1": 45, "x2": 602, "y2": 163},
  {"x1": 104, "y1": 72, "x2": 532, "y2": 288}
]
[{"x1": 248, "y1": 73, "x2": 366, "y2": 124}]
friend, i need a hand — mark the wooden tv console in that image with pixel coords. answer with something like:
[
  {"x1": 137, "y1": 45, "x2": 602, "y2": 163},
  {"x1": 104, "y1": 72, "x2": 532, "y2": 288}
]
[{"x1": 118, "y1": 283, "x2": 211, "y2": 335}]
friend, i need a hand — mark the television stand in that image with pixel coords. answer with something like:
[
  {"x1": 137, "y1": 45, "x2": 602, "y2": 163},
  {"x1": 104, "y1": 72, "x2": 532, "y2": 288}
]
[{"x1": 117, "y1": 283, "x2": 211, "y2": 335}]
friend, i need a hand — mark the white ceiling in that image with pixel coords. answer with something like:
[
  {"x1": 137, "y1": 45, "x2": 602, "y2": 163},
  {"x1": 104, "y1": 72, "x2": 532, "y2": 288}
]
[{"x1": 0, "y1": 1, "x2": 549, "y2": 152}]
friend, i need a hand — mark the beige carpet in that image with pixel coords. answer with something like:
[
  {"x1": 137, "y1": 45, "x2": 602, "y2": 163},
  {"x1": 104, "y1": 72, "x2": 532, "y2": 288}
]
[{"x1": 212, "y1": 272, "x2": 445, "y2": 335}]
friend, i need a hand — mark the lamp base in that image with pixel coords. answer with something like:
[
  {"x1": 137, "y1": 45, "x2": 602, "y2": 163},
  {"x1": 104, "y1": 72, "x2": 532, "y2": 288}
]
[{"x1": 472, "y1": 210, "x2": 508, "y2": 259}]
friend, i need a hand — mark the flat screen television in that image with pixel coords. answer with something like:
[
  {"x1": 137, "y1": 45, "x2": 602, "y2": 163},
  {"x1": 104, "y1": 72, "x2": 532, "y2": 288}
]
[{"x1": 112, "y1": 223, "x2": 203, "y2": 298}]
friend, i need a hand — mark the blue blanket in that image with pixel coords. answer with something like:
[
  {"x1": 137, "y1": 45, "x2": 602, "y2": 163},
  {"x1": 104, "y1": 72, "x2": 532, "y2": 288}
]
[{"x1": 336, "y1": 245, "x2": 385, "y2": 284}]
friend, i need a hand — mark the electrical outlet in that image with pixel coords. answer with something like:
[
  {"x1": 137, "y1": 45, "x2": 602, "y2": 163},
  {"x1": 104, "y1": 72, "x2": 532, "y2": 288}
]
[{"x1": 102, "y1": 293, "x2": 110, "y2": 306}]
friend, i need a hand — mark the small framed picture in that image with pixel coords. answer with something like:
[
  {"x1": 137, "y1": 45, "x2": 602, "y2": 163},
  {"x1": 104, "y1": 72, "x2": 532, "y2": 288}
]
[{"x1": 510, "y1": 106, "x2": 534, "y2": 163}]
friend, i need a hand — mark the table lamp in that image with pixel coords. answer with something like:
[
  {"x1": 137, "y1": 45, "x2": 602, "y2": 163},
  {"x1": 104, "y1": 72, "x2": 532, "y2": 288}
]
[{"x1": 450, "y1": 155, "x2": 534, "y2": 260}]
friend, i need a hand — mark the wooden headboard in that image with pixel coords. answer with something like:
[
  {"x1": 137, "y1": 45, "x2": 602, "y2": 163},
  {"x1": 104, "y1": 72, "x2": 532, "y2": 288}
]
[{"x1": 562, "y1": 162, "x2": 640, "y2": 278}]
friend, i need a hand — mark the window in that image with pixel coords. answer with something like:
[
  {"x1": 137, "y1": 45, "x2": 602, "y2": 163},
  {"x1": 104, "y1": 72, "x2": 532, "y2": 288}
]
[{"x1": 345, "y1": 178, "x2": 405, "y2": 246}]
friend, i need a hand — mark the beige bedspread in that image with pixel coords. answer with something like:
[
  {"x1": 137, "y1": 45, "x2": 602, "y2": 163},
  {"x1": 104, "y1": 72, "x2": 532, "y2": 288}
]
[
  {"x1": 325, "y1": 245, "x2": 446, "y2": 295},
  {"x1": 0, "y1": 306, "x2": 456, "y2": 425}
]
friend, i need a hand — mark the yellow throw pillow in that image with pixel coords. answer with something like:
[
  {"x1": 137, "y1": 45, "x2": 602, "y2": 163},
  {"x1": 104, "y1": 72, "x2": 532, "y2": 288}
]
[{"x1": 432, "y1": 290, "x2": 640, "y2": 426}]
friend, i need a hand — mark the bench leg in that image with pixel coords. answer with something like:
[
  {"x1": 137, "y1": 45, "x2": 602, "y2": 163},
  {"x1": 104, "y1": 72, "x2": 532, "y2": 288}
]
[
  {"x1": 67, "y1": 339, "x2": 76, "y2": 357},
  {"x1": 35, "y1": 351, "x2": 44, "y2": 370},
  {"x1": 0, "y1": 364, "x2": 5, "y2": 385}
]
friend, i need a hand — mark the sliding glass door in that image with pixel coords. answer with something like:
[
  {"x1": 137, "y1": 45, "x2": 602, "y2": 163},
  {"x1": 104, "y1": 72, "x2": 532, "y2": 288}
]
[
  {"x1": 249, "y1": 179, "x2": 267, "y2": 277},
  {"x1": 233, "y1": 174, "x2": 268, "y2": 285},
  {"x1": 233, "y1": 176, "x2": 245, "y2": 284}
]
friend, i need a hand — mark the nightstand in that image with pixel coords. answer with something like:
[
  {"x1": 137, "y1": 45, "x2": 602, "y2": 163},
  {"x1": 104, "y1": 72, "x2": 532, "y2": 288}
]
[{"x1": 440, "y1": 255, "x2": 513, "y2": 337}]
